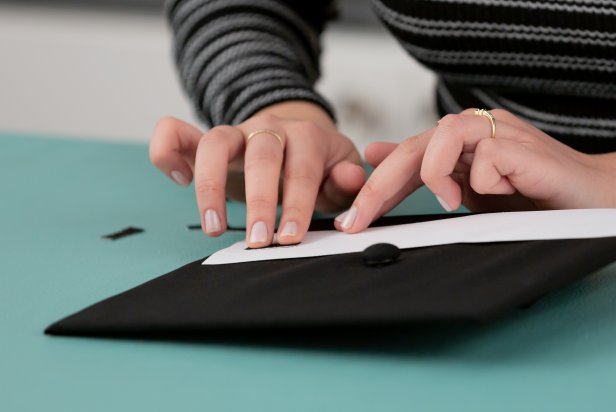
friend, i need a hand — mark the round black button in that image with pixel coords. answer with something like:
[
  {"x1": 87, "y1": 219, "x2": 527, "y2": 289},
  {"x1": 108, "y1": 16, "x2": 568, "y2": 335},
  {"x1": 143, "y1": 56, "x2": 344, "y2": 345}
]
[{"x1": 362, "y1": 243, "x2": 401, "y2": 266}]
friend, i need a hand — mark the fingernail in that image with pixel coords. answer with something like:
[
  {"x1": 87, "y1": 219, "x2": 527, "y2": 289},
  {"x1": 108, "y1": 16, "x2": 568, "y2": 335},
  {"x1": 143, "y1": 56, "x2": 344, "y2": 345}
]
[
  {"x1": 204, "y1": 209, "x2": 221, "y2": 233},
  {"x1": 279, "y1": 221, "x2": 297, "y2": 237},
  {"x1": 436, "y1": 195, "x2": 453, "y2": 212},
  {"x1": 340, "y1": 206, "x2": 357, "y2": 230},
  {"x1": 249, "y1": 221, "x2": 268, "y2": 244},
  {"x1": 335, "y1": 211, "x2": 349, "y2": 224},
  {"x1": 170, "y1": 170, "x2": 189, "y2": 186}
]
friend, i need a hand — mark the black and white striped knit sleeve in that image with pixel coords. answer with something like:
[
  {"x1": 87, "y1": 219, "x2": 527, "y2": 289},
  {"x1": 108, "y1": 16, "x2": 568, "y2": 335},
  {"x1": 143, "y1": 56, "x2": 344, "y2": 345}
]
[
  {"x1": 165, "y1": 0, "x2": 337, "y2": 128},
  {"x1": 372, "y1": 0, "x2": 616, "y2": 154}
]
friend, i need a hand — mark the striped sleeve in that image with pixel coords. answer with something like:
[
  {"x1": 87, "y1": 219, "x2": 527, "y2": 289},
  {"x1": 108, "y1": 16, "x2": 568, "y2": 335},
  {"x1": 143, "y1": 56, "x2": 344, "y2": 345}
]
[
  {"x1": 373, "y1": 0, "x2": 616, "y2": 99},
  {"x1": 165, "y1": 0, "x2": 337, "y2": 127},
  {"x1": 372, "y1": 0, "x2": 616, "y2": 153}
]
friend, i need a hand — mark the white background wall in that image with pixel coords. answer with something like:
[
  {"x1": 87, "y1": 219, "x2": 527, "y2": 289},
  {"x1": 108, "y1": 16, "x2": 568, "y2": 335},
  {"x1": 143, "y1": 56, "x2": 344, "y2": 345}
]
[{"x1": 0, "y1": 3, "x2": 437, "y2": 154}]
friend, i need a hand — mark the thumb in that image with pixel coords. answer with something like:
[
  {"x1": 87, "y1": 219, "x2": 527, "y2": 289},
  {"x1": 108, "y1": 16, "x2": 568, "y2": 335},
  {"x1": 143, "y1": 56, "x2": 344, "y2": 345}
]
[
  {"x1": 470, "y1": 137, "x2": 550, "y2": 199},
  {"x1": 316, "y1": 160, "x2": 366, "y2": 212}
]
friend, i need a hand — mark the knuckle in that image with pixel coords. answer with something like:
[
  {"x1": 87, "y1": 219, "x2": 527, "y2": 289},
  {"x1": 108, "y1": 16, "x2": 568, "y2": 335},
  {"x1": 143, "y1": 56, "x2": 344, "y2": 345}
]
[
  {"x1": 490, "y1": 108, "x2": 511, "y2": 119},
  {"x1": 201, "y1": 126, "x2": 234, "y2": 145},
  {"x1": 281, "y1": 205, "x2": 305, "y2": 219},
  {"x1": 150, "y1": 117, "x2": 180, "y2": 165},
  {"x1": 470, "y1": 175, "x2": 489, "y2": 195},
  {"x1": 437, "y1": 114, "x2": 461, "y2": 131},
  {"x1": 253, "y1": 112, "x2": 280, "y2": 125},
  {"x1": 286, "y1": 167, "x2": 320, "y2": 186},
  {"x1": 290, "y1": 120, "x2": 320, "y2": 136},
  {"x1": 153, "y1": 116, "x2": 179, "y2": 134},
  {"x1": 246, "y1": 194, "x2": 275, "y2": 209},
  {"x1": 419, "y1": 165, "x2": 436, "y2": 186},
  {"x1": 149, "y1": 146, "x2": 166, "y2": 166},
  {"x1": 474, "y1": 138, "x2": 495, "y2": 157},
  {"x1": 245, "y1": 147, "x2": 281, "y2": 172},
  {"x1": 194, "y1": 176, "x2": 223, "y2": 197},
  {"x1": 397, "y1": 137, "x2": 419, "y2": 156}
]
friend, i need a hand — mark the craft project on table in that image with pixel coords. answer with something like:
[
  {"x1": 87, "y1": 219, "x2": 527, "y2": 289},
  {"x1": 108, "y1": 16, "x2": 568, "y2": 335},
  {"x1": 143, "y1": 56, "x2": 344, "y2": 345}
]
[{"x1": 46, "y1": 210, "x2": 616, "y2": 340}]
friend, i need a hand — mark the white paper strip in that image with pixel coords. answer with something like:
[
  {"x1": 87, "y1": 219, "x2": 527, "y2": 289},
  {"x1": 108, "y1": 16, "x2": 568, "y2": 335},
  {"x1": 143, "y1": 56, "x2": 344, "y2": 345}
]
[{"x1": 203, "y1": 209, "x2": 616, "y2": 265}]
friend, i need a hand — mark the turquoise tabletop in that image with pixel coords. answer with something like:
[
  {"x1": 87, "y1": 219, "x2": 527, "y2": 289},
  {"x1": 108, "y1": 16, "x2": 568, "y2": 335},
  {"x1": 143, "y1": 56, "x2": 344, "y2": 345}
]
[{"x1": 2, "y1": 133, "x2": 616, "y2": 412}]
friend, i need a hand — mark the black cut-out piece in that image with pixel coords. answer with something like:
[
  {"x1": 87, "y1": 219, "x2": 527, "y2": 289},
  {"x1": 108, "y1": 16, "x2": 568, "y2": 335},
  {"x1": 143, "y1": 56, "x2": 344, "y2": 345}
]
[
  {"x1": 186, "y1": 224, "x2": 245, "y2": 231},
  {"x1": 186, "y1": 214, "x2": 465, "y2": 233},
  {"x1": 244, "y1": 242, "x2": 300, "y2": 250},
  {"x1": 101, "y1": 227, "x2": 144, "y2": 240}
]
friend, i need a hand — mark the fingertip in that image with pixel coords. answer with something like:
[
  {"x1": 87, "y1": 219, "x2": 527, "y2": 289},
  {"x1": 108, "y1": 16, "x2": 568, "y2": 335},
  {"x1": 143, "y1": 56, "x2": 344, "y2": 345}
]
[
  {"x1": 435, "y1": 195, "x2": 454, "y2": 212},
  {"x1": 202, "y1": 208, "x2": 226, "y2": 236},
  {"x1": 433, "y1": 184, "x2": 462, "y2": 213},
  {"x1": 334, "y1": 209, "x2": 349, "y2": 231},
  {"x1": 170, "y1": 170, "x2": 192, "y2": 186},
  {"x1": 245, "y1": 242, "x2": 272, "y2": 249},
  {"x1": 333, "y1": 220, "x2": 343, "y2": 232},
  {"x1": 246, "y1": 220, "x2": 274, "y2": 248},
  {"x1": 203, "y1": 229, "x2": 225, "y2": 238},
  {"x1": 276, "y1": 221, "x2": 304, "y2": 245},
  {"x1": 338, "y1": 205, "x2": 368, "y2": 234},
  {"x1": 330, "y1": 161, "x2": 366, "y2": 194}
]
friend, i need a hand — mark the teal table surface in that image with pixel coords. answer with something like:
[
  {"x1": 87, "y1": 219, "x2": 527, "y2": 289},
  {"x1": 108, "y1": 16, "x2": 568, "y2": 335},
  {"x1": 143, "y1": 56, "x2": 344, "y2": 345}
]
[{"x1": 2, "y1": 133, "x2": 616, "y2": 411}]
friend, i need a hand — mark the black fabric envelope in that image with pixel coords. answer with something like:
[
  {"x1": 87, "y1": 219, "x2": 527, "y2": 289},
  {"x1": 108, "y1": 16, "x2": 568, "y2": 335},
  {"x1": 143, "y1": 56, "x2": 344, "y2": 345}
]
[{"x1": 46, "y1": 214, "x2": 616, "y2": 339}]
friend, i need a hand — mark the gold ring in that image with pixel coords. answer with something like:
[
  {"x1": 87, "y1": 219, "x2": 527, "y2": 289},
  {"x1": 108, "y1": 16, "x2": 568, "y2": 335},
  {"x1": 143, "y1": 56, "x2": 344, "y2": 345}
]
[
  {"x1": 246, "y1": 129, "x2": 285, "y2": 148},
  {"x1": 474, "y1": 108, "x2": 496, "y2": 139}
]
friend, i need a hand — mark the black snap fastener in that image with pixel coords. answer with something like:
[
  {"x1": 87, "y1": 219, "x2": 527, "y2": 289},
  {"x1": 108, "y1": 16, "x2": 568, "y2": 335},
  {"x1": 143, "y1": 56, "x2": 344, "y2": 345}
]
[{"x1": 362, "y1": 243, "x2": 401, "y2": 266}]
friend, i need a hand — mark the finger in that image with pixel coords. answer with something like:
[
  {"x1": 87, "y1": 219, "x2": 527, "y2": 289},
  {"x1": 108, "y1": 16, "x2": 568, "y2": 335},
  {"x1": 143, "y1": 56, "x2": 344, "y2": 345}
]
[
  {"x1": 333, "y1": 175, "x2": 419, "y2": 231},
  {"x1": 276, "y1": 135, "x2": 326, "y2": 245},
  {"x1": 241, "y1": 130, "x2": 286, "y2": 248},
  {"x1": 453, "y1": 153, "x2": 473, "y2": 174},
  {"x1": 194, "y1": 126, "x2": 245, "y2": 236},
  {"x1": 149, "y1": 116, "x2": 203, "y2": 186},
  {"x1": 455, "y1": 172, "x2": 537, "y2": 212},
  {"x1": 420, "y1": 113, "x2": 525, "y2": 212},
  {"x1": 336, "y1": 129, "x2": 433, "y2": 233},
  {"x1": 470, "y1": 138, "x2": 517, "y2": 195},
  {"x1": 316, "y1": 161, "x2": 366, "y2": 212},
  {"x1": 365, "y1": 142, "x2": 398, "y2": 168},
  {"x1": 468, "y1": 136, "x2": 558, "y2": 203}
]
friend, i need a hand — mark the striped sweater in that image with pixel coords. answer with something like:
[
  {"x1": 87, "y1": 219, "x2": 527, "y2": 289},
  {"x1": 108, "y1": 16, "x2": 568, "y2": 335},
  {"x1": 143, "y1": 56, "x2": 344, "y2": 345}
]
[{"x1": 166, "y1": 0, "x2": 616, "y2": 154}]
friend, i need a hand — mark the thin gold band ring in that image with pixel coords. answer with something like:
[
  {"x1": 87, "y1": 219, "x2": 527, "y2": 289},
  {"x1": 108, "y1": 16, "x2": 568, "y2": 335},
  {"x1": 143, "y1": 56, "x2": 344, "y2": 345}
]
[
  {"x1": 474, "y1": 109, "x2": 496, "y2": 139},
  {"x1": 246, "y1": 129, "x2": 285, "y2": 148}
]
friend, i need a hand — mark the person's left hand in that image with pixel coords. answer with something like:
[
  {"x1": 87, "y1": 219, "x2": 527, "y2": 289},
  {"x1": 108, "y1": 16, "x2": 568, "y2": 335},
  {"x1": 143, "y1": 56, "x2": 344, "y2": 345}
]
[{"x1": 335, "y1": 108, "x2": 616, "y2": 233}]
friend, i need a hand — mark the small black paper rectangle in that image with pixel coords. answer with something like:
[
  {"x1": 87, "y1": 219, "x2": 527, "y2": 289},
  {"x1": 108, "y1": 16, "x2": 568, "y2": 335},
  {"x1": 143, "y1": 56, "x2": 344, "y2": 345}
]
[{"x1": 101, "y1": 226, "x2": 144, "y2": 240}]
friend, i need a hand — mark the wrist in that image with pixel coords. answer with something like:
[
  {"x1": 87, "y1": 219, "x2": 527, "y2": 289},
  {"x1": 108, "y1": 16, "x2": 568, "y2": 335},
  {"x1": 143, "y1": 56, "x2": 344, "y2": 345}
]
[
  {"x1": 253, "y1": 100, "x2": 337, "y2": 131},
  {"x1": 589, "y1": 152, "x2": 616, "y2": 207}
]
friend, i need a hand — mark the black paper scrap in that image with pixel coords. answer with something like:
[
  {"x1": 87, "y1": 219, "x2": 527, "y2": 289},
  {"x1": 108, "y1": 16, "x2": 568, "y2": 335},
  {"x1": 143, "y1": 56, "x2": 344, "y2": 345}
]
[
  {"x1": 186, "y1": 224, "x2": 244, "y2": 231},
  {"x1": 101, "y1": 226, "x2": 144, "y2": 240}
]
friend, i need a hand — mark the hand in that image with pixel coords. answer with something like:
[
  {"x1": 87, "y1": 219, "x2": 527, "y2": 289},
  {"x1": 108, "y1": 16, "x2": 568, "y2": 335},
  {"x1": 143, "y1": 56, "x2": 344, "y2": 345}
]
[
  {"x1": 335, "y1": 108, "x2": 616, "y2": 233},
  {"x1": 150, "y1": 101, "x2": 365, "y2": 247}
]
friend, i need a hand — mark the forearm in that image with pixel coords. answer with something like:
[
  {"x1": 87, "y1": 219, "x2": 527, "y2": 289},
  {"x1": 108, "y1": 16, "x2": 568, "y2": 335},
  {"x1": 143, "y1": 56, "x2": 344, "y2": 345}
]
[{"x1": 165, "y1": 0, "x2": 337, "y2": 127}]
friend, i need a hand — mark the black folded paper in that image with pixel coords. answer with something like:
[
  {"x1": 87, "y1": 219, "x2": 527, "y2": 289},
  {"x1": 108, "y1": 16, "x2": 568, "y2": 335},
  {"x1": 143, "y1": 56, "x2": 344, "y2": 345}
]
[{"x1": 46, "y1": 215, "x2": 616, "y2": 339}]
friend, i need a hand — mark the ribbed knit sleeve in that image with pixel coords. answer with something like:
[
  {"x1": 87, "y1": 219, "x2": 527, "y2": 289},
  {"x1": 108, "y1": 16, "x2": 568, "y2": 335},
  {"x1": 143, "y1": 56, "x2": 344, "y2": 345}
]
[
  {"x1": 372, "y1": 0, "x2": 616, "y2": 153},
  {"x1": 373, "y1": 0, "x2": 616, "y2": 99},
  {"x1": 165, "y1": 0, "x2": 337, "y2": 127}
]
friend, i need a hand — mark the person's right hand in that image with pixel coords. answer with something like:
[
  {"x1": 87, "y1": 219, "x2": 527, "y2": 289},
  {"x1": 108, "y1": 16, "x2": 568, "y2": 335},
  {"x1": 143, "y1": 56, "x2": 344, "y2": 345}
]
[{"x1": 150, "y1": 100, "x2": 365, "y2": 248}]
